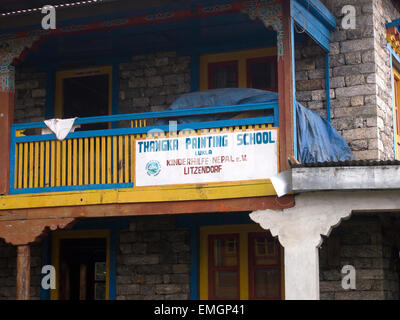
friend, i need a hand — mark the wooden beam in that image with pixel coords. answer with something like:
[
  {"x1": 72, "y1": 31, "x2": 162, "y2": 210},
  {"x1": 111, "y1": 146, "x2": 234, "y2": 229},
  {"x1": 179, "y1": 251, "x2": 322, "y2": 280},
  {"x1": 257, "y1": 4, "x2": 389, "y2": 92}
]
[
  {"x1": 16, "y1": 245, "x2": 30, "y2": 300},
  {"x1": 278, "y1": 0, "x2": 294, "y2": 171},
  {"x1": 0, "y1": 90, "x2": 14, "y2": 195},
  {"x1": 0, "y1": 195, "x2": 295, "y2": 223}
]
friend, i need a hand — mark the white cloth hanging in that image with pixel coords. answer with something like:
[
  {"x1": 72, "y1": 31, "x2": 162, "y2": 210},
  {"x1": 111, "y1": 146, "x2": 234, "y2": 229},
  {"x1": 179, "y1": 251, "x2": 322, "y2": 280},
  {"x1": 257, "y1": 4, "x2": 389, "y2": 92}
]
[{"x1": 43, "y1": 118, "x2": 79, "y2": 141}]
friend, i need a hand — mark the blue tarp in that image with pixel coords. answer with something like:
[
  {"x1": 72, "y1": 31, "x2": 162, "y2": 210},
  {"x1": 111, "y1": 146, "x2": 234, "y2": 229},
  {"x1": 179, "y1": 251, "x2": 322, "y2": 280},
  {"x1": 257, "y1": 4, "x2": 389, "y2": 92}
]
[
  {"x1": 163, "y1": 89, "x2": 354, "y2": 163},
  {"x1": 296, "y1": 102, "x2": 354, "y2": 163}
]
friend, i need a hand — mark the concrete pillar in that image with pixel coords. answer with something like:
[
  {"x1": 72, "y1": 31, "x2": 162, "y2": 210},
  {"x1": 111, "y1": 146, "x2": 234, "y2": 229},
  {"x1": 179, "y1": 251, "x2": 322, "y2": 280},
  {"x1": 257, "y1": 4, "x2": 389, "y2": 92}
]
[
  {"x1": 16, "y1": 245, "x2": 30, "y2": 300},
  {"x1": 283, "y1": 242, "x2": 320, "y2": 300},
  {"x1": 250, "y1": 191, "x2": 400, "y2": 300}
]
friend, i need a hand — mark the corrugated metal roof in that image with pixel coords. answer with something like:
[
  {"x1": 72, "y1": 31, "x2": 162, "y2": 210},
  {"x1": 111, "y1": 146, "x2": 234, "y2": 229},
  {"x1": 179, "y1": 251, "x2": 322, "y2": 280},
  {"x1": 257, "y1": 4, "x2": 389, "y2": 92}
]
[{"x1": 291, "y1": 160, "x2": 400, "y2": 168}]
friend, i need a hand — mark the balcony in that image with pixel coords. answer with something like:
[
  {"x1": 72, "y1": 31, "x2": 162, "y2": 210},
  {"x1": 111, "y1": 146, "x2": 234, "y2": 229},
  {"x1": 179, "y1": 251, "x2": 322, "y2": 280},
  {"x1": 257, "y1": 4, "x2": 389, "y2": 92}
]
[{"x1": 8, "y1": 101, "x2": 279, "y2": 202}]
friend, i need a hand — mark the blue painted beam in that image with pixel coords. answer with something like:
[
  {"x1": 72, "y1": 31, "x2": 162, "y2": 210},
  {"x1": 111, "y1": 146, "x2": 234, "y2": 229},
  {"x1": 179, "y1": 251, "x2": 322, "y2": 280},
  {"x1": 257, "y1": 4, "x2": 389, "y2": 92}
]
[
  {"x1": 14, "y1": 116, "x2": 275, "y2": 143},
  {"x1": 291, "y1": 0, "x2": 332, "y2": 52},
  {"x1": 294, "y1": 0, "x2": 336, "y2": 31},
  {"x1": 13, "y1": 102, "x2": 278, "y2": 130}
]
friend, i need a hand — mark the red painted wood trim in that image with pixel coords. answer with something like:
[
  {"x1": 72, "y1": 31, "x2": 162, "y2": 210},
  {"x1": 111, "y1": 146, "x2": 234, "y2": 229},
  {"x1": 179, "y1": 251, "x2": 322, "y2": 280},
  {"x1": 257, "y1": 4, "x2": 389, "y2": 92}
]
[
  {"x1": 248, "y1": 232, "x2": 282, "y2": 300},
  {"x1": 208, "y1": 233, "x2": 240, "y2": 300},
  {"x1": 16, "y1": 245, "x2": 31, "y2": 300},
  {"x1": 1, "y1": 1, "x2": 282, "y2": 42},
  {"x1": 0, "y1": 91, "x2": 14, "y2": 195},
  {"x1": 277, "y1": 0, "x2": 294, "y2": 171}
]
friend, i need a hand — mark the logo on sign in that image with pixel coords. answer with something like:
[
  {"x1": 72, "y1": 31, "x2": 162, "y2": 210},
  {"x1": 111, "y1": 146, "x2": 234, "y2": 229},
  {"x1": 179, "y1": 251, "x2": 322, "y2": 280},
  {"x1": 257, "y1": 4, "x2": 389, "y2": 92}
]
[{"x1": 146, "y1": 160, "x2": 161, "y2": 176}]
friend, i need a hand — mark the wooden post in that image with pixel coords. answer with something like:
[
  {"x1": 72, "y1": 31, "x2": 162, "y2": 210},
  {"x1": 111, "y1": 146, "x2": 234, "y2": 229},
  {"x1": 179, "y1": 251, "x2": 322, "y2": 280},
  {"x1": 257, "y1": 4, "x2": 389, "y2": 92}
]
[
  {"x1": 278, "y1": 0, "x2": 295, "y2": 171},
  {"x1": 16, "y1": 245, "x2": 31, "y2": 300},
  {"x1": 0, "y1": 89, "x2": 14, "y2": 195}
]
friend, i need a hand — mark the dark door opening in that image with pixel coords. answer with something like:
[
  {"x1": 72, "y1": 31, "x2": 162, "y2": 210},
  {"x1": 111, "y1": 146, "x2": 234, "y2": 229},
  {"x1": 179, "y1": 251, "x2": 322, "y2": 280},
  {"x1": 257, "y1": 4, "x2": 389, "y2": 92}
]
[
  {"x1": 63, "y1": 74, "x2": 110, "y2": 131},
  {"x1": 59, "y1": 238, "x2": 107, "y2": 300}
]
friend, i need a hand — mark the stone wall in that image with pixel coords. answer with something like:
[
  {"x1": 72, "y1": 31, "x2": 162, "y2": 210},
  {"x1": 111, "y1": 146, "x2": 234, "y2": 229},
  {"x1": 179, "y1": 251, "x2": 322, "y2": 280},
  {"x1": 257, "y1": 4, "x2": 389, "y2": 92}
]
[
  {"x1": 307, "y1": 0, "x2": 400, "y2": 160},
  {"x1": 319, "y1": 215, "x2": 399, "y2": 300},
  {"x1": 372, "y1": 0, "x2": 400, "y2": 160},
  {"x1": 118, "y1": 52, "x2": 191, "y2": 116},
  {"x1": 116, "y1": 215, "x2": 191, "y2": 300},
  {"x1": 0, "y1": 239, "x2": 42, "y2": 300},
  {"x1": 14, "y1": 68, "x2": 47, "y2": 124}
]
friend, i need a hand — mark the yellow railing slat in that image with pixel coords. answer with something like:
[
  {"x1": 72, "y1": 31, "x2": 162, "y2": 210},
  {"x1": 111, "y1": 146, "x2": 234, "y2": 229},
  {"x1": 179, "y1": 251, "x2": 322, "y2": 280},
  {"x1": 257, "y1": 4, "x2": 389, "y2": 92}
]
[
  {"x1": 101, "y1": 137, "x2": 106, "y2": 184},
  {"x1": 39, "y1": 142, "x2": 44, "y2": 188},
  {"x1": 90, "y1": 137, "x2": 94, "y2": 185},
  {"x1": 113, "y1": 136, "x2": 117, "y2": 184},
  {"x1": 118, "y1": 136, "x2": 123, "y2": 183},
  {"x1": 28, "y1": 143, "x2": 34, "y2": 189},
  {"x1": 95, "y1": 137, "x2": 100, "y2": 184},
  {"x1": 34, "y1": 142, "x2": 39, "y2": 188},
  {"x1": 107, "y1": 136, "x2": 112, "y2": 184},
  {"x1": 73, "y1": 139, "x2": 78, "y2": 186},
  {"x1": 61, "y1": 140, "x2": 67, "y2": 186},
  {"x1": 124, "y1": 135, "x2": 129, "y2": 183},
  {"x1": 78, "y1": 139, "x2": 83, "y2": 186},
  {"x1": 84, "y1": 138, "x2": 89, "y2": 185}
]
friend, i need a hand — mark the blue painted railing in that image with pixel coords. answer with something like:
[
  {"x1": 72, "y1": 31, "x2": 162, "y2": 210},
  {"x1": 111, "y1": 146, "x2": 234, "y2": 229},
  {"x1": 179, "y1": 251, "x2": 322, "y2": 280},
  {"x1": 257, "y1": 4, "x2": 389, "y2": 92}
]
[{"x1": 9, "y1": 101, "x2": 278, "y2": 195}]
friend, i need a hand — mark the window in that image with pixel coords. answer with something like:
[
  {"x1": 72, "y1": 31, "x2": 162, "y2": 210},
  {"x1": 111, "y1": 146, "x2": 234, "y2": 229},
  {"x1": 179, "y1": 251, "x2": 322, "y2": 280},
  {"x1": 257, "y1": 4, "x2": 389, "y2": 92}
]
[
  {"x1": 200, "y1": 225, "x2": 283, "y2": 300},
  {"x1": 393, "y1": 68, "x2": 400, "y2": 158},
  {"x1": 55, "y1": 66, "x2": 113, "y2": 130},
  {"x1": 200, "y1": 48, "x2": 277, "y2": 91}
]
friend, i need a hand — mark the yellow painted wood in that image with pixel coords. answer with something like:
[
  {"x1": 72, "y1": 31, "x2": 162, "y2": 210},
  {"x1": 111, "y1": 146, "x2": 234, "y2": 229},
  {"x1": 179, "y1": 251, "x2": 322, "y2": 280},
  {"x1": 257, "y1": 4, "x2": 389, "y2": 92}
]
[
  {"x1": 95, "y1": 137, "x2": 100, "y2": 185},
  {"x1": 90, "y1": 137, "x2": 94, "y2": 185},
  {"x1": 101, "y1": 137, "x2": 106, "y2": 184},
  {"x1": 67, "y1": 140, "x2": 72, "y2": 186},
  {"x1": 130, "y1": 135, "x2": 135, "y2": 183},
  {"x1": 61, "y1": 140, "x2": 67, "y2": 186},
  {"x1": 24, "y1": 142, "x2": 29, "y2": 188},
  {"x1": 112, "y1": 136, "x2": 117, "y2": 184},
  {"x1": 78, "y1": 139, "x2": 83, "y2": 186},
  {"x1": 84, "y1": 138, "x2": 89, "y2": 185},
  {"x1": 51, "y1": 230, "x2": 110, "y2": 301},
  {"x1": 73, "y1": 139, "x2": 78, "y2": 186},
  {"x1": 124, "y1": 135, "x2": 129, "y2": 183},
  {"x1": 14, "y1": 144, "x2": 18, "y2": 189},
  {"x1": 39, "y1": 142, "x2": 44, "y2": 188},
  {"x1": 107, "y1": 136, "x2": 112, "y2": 184},
  {"x1": 55, "y1": 141, "x2": 61, "y2": 187},
  {"x1": 28, "y1": 143, "x2": 34, "y2": 189},
  {"x1": 118, "y1": 136, "x2": 123, "y2": 183},
  {"x1": 34, "y1": 142, "x2": 39, "y2": 188},
  {"x1": 0, "y1": 179, "x2": 276, "y2": 210},
  {"x1": 50, "y1": 141, "x2": 55, "y2": 187},
  {"x1": 17, "y1": 144, "x2": 23, "y2": 189}
]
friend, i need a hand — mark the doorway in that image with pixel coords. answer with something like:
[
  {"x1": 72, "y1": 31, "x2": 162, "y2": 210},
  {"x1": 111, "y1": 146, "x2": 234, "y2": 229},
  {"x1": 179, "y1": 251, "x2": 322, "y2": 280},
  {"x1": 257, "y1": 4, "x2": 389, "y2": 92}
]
[{"x1": 51, "y1": 230, "x2": 110, "y2": 300}]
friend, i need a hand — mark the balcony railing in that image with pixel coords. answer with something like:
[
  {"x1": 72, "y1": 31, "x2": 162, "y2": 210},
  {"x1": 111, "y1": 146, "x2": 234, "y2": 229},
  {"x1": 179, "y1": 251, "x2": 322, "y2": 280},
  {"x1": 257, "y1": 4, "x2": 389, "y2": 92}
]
[{"x1": 9, "y1": 101, "x2": 279, "y2": 195}]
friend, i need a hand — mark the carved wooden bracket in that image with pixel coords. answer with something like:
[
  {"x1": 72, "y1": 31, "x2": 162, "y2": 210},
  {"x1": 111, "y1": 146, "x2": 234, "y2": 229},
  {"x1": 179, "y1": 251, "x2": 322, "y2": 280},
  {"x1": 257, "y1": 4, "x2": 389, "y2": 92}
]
[
  {"x1": 0, "y1": 218, "x2": 76, "y2": 245},
  {"x1": 242, "y1": 1, "x2": 284, "y2": 58},
  {"x1": 0, "y1": 35, "x2": 40, "y2": 92}
]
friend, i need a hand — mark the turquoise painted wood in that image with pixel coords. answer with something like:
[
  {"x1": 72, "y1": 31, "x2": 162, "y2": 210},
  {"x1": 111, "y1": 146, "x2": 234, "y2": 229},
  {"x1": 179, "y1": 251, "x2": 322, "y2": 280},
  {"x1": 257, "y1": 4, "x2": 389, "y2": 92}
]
[{"x1": 291, "y1": 0, "x2": 332, "y2": 52}]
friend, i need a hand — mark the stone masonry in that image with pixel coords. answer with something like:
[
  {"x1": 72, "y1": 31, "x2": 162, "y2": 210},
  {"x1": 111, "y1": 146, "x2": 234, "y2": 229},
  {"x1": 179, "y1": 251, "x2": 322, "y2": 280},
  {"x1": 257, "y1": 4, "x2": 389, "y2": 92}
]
[
  {"x1": 118, "y1": 51, "x2": 191, "y2": 116},
  {"x1": 116, "y1": 215, "x2": 191, "y2": 300},
  {"x1": 0, "y1": 239, "x2": 42, "y2": 300},
  {"x1": 319, "y1": 214, "x2": 399, "y2": 300},
  {"x1": 305, "y1": 0, "x2": 400, "y2": 160},
  {"x1": 14, "y1": 68, "x2": 47, "y2": 124}
]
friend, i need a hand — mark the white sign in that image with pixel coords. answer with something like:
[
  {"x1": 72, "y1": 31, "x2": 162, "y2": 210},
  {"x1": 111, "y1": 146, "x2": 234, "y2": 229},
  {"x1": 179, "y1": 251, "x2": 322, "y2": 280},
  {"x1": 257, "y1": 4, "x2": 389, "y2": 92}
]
[{"x1": 135, "y1": 129, "x2": 278, "y2": 187}]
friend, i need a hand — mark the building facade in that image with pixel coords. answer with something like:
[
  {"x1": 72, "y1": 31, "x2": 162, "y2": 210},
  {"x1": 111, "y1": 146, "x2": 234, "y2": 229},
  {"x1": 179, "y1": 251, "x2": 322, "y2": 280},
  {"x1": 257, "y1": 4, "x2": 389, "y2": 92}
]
[{"x1": 0, "y1": 0, "x2": 399, "y2": 300}]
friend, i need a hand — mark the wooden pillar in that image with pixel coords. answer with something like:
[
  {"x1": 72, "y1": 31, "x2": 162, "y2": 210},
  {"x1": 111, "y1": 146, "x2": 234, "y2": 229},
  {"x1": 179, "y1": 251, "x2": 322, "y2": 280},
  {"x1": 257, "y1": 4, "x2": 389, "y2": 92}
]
[
  {"x1": 277, "y1": 0, "x2": 294, "y2": 171},
  {"x1": 0, "y1": 87, "x2": 14, "y2": 195},
  {"x1": 16, "y1": 245, "x2": 31, "y2": 300}
]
